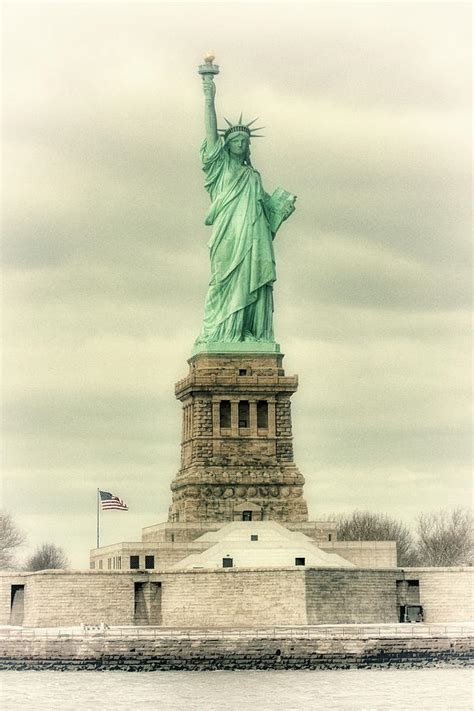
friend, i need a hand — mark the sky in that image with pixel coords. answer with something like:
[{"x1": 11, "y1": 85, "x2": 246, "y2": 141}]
[{"x1": 2, "y1": 1, "x2": 471, "y2": 568}]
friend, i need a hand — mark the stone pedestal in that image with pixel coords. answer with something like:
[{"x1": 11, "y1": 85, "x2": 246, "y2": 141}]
[{"x1": 168, "y1": 351, "x2": 308, "y2": 523}]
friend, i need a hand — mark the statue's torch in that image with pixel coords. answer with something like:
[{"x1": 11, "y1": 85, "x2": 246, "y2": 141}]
[{"x1": 198, "y1": 52, "x2": 220, "y2": 82}]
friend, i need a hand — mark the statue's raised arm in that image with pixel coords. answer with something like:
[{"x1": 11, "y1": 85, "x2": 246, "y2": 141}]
[{"x1": 199, "y1": 53, "x2": 219, "y2": 150}]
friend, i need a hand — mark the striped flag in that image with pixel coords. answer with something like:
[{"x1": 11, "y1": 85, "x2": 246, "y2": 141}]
[{"x1": 99, "y1": 490, "x2": 128, "y2": 511}]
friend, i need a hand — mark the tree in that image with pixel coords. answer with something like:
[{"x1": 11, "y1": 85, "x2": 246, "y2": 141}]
[
  {"x1": 415, "y1": 508, "x2": 473, "y2": 567},
  {"x1": 334, "y1": 510, "x2": 417, "y2": 566},
  {"x1": 0, "y1": 511, "x2": 25, "y2": 569},
  {"x1": 24, "y1": 543, "x2": 69, "y2": 571}
]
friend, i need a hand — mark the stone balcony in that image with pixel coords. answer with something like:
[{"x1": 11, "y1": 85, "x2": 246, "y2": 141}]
[{"x1": 175, "y1": 372, "x2": 298, "y2": 397}]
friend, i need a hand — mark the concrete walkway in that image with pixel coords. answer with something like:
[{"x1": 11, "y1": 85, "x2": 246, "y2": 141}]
[{"x1": 1, "y1": 622, "x2": 473, "y2": 640}]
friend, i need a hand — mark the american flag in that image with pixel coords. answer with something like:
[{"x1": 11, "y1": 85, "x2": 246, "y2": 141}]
[{"x1": 99, "y1": 490, "x2": 128, "y2": 511}]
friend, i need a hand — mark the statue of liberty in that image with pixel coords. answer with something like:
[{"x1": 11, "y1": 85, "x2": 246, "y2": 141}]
[{"x1": 194, "y1": 54, "x2": 297, "y2": 351}]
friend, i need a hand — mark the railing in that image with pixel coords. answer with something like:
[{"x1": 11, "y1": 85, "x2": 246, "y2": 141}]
[
  {"x1": 1, "y1": 624, "x2": 473, "y2": 641},
  {"x1": 175, "y1": 373, "x2": 298, "y2": 392}
]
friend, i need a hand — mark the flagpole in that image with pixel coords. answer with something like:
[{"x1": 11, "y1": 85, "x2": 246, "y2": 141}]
[{"x1": 96, "y1": 488, "x2": 100, "y2": 549}]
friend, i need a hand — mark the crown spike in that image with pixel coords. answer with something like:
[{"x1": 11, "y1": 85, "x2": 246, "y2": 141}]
[
  {"x1": 223, "y1": 117, "x2": 233, "y2": 127},
  {"x1": 238, "y1": 112, "x2": 243, "y2": 124},
  {"x1": 246, "y1": 117, "x2": 259, "y2": 127},
  {"x1": 250, "y1": 127, "x2": 265, "y2": 132}
]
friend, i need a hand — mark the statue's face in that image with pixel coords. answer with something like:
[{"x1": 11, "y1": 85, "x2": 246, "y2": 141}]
[{"x1": 227, "y1": 133, "x2": 250, "y2": 158}]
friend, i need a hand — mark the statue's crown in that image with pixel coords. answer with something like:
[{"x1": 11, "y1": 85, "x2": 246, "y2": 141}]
[{"x1": 218, "y1": 115, "x2": 265, "y2": 141}]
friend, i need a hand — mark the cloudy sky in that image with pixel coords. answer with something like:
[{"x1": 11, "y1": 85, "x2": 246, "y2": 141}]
[{"x1": 2, "y1": 1, "x2": 471, "y2": 567}]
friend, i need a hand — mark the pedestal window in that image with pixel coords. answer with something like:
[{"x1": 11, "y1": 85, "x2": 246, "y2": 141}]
[
  {"x1": 257, "y1": 400, "x2": 268, "y2": 428},
  {"x1": 219, "y1": 400, "x2": 231, "y2": 428},
  {"x1": 238, "y1": 400, "x2": 249, "y2": 428}
]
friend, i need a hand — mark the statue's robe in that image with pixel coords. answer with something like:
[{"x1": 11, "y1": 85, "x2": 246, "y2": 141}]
[{"x1": 196, "y1": 138, "x2": 276, "y2": 343}]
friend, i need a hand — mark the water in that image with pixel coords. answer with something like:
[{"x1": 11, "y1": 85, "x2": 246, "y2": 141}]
[{"x1": 1, "y1": 668, "x2": 472, "y2": 710}]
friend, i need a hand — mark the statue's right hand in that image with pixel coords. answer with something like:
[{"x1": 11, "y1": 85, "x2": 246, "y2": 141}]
[{"x1": 202, "y1": 77, "x2": 216, "y2": 102}]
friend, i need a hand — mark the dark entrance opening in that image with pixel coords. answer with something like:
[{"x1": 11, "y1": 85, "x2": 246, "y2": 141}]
[
  {"x1": 242, "y1": 510, "x2": 252, "y2": 521},
  {"x1": 10, "y1": 585, "x2": 25, "y2": 625},
  {"x1": 407, "y1": 580, "x2": 420, "y2": 602},
  {"x1": 149, "y1": 582, "x2": 162, "y2": 625},
  {"x1": 134, "y1": 581, "x2": 162, "y2": 626},
  {"x1": 134, "y1": 582, "x2": 147, "y2": 624},
  {"x1": 400, "y1": 604, "x2": 424, "y2": 623}
]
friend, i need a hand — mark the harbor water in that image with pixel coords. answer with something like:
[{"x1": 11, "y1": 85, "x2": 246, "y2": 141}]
[{"x1": 1, "y1": 667, "x2": 472, "y2": 710}]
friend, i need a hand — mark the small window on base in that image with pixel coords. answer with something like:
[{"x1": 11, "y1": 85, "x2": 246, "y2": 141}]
[
  {"x1": 145, "y1": 555, "x2": 155, "y2": 569},
  {"x1": 295, "y1": 557, "x2": 306, "y2": 566},
  {"x1": 130, "y1": 555, "x2": 140, "y2": 569},
  {"x1": 223, "y1": 557, "x2": 233, "y2": 568},
  {"x1": 250, "y1": 534, "x2": 258, "y2": 541}
]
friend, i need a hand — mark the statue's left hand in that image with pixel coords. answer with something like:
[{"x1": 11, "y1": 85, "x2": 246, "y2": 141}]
[{"x1": 284, "y1": 196, "x2": 297, "y2": 219}]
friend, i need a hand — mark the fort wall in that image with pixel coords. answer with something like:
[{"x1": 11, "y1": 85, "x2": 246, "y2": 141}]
[
  {"x1": 160, "y1": 568, "x2": 307, "y2": 627},
  {"x1": 1, "y1": 571, "x2": 136, "y2": 627},
  {"x1": 404, "y1": 568, "x2": 474, "y2": 623},
  {"x1": 305, "y1": 569, "x2": 399, "y2": 624},
  {"x1": 1, "y1": 566, "x2": 472, "y2": 628}
]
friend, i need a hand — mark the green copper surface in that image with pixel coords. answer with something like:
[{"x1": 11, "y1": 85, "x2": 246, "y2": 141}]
[
  {"x1": 192, "y1": 340, "x2": 281, "y2": 356},
  {"x1": 194, "y1": 56, "x2": 296, "y2": 352}
]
